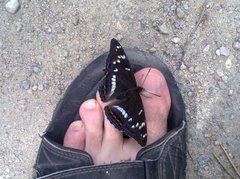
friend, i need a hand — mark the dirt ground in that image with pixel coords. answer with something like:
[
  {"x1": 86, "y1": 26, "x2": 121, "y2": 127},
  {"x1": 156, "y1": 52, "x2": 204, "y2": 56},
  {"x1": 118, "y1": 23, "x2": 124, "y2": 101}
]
[{"x1": 0, "y1": 0, "x2": 240, "y2": 178}]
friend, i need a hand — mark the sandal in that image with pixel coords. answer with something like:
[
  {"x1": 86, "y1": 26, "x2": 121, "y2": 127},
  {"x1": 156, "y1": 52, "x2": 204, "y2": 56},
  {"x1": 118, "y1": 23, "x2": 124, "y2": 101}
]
[{"x1": 33, "y1": 47, "x2": 186, "y2": 179}]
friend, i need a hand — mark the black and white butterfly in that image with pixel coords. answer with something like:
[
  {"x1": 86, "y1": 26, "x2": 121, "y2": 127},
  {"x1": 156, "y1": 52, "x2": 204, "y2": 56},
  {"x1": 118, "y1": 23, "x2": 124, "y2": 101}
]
[{"x1": 98, "y1": 38, "x2": 147, "y2": 146}]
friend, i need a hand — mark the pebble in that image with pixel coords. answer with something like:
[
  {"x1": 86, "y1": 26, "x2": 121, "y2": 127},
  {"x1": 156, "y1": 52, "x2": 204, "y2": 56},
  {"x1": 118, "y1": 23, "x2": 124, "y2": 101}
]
[
  {"x1": 197, "y1": 155, "x2": 211, "y2": 166},
  {"x1": 32, "y1": 85, "x2": 38, "y2": 91},
  {"x1": 203, "y1": 45, "x2": 210, "y2": 53},
  {"x1": 214, "y1": 140, "x2": 220, "y2": 145},
  {"x1": 33, "y1": 66, "x2": 41, "y2": 73},
  {"x1": 56, "y1": 88, "x2": 62, "y2": 95},
  {"x1": 232, "y1": 41, "x2": 240, "y2": 50},
  {"x1": 187, "y1": 91, "x2": 193, "y2": 97},
  {"x1": 149, "y1": 47, "x2": 156, "y2": 53},
  {"x1": 5, "y1": 0, "x2": 20, "y2": 14},
  {"x1": 16, "y1": 22, "x2": 23, "y2": 32},
  {"x1": 180, "y1": 63, "x2": 187, "y2": 70},
  {"x1": 0, "y1": 41, "x2": 5, "y2": 50},
  {"x1": 194, "y1": 66, "x2": 200, "y2": 73},
  {"x1": 215, "y1": 49, "x2": 221, "y2": 56},
  {"x1": 216, "y1": 69, "x2": 224, "y2": 77},
  {"x1": 20, "y1": 80, "x2": 31, "y2": 90},
  {"x1": 72, "y1": 16, "x2": 79, "y2": 26},
  {"x1": 218, "y1": 81, "x2": 226, "y2": 89},
  {"x1": 176, "y1": 7, "x2": 185, "y2": 18},
  {"x1": 159, "y1": 23, "x2": 169, "y2": 35},
  {"x1": 225, "y1": 58, "x2": 232, "y2": 69},
  {"x1": 38, "y1": 84, "x2": 44, "y2": 91},
  {"x1": 219, "y1": 46, "x2": 230, "y2": 56},
  {"x1": 189, "y1": 66, "x2": 194, "y2": 73},
  {"x1": 115, "y1": 34, "x2": 123, "y2": 41},
  {"x1": 61, "y1": 49, "x2": 69, "y2": 58},
  {"x1": 171, "y1": 37, "x2": 180, "y2": 44},
  {"x1": 228, "y1": 89, "x2": 233, "y2": 95}
]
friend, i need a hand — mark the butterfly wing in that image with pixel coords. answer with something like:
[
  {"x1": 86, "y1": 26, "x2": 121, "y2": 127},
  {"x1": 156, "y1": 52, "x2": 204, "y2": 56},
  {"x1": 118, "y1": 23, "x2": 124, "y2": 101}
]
[
  {"x1": 98, "y1": 38, "x2": 147, "y2": 146},
  {"x1": 99, "y1": 38, "x2": 137, "y2": 102},
  {"x1": 104, "y1": 92, "x2": 147, "y2": 146}
]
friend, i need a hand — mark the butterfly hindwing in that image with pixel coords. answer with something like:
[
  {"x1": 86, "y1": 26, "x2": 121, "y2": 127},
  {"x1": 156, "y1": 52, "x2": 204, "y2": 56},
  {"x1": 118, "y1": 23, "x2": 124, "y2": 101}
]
[
  {"x1": 98, "y1": 38, "x2": 147, "y2": 146},
  {"x1": 104, "y1": 92, "x2": 147, "y2": 146}
]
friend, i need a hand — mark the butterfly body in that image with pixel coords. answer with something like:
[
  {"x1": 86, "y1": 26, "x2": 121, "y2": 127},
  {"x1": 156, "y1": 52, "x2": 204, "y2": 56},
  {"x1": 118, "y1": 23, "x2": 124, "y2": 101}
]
[{"x1": 98, "y1": 39, "x2": 147, "y2": 146}]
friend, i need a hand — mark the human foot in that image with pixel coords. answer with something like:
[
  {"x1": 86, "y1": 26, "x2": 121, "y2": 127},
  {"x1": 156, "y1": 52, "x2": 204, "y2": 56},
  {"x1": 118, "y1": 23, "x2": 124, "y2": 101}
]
[{"x1": 63, "y1": 68, "x2": 171, "y2": 164}]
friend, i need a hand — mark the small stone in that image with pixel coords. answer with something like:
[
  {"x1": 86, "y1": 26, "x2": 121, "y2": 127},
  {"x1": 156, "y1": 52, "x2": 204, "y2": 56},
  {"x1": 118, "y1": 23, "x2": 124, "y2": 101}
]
[
  {"x1": 187, "y1": 91, "x2": 193, "y2": 97},
  {"x1": 232, "y1": 41, "x2": 240, "y2": 50},
  {"x1": 61, "y1": 49, "x2": 69, "y2": 58},
  {"x1": 32, "y1": 85, "x2": 38, "y2": 91},
  {"x1": 16, "y1": 22, "x2": 23, "y2": 32},
  {"x1": 218, "y1": 81, "x2": 226, "y2": 89},
  {"x1": 56, "y1": 88, "x2": 62, "y2": 95},
  {"x1": 180, "y1": 63, "x2": 186, "y2": 70},
  {"x1": 170, "y1": 4, "x2": 177, "y2": 11},
  {"x1": 228, "y1": 89, "x2": 233, "y2": 95},
  {"x1": 72, "y1": 17, "x2": 79, "y2": 26},
  {"x1": 216, "y1": 49, "x2": 221, "y2": 56},
  {"x1": 5, "y1": 0, "x2": 20, "y2": 14},
  {"x1": 33, "y1": 66, "x2": 41, "y2": 73},
  {"x1": 219, "y1": 46, "x2": 230, "y2": 57},
  {"x1": 214, "y1": 140, "x2": 220, "y2": 145},
  {"x1": 203, "y1": 45, "x2": 210, "y2": 53},
  {"x1": 176, "y1": 7, "x2": 185, "y2": 18},
  {"x1": 57, "y1": 70, "x2": 62, "y2": 75},
  {"x1": 0, "y1": 41, "x2": 6, "y2": 50},
  {"x1": 149, "y1": 47, "x2": 156, "y2": 53},
  {"x1": 6, "y1": 168, "x2": 10, "y2": 173},
  {"x1": 171, "y1": 37, "x2": 180, "y2": 44},
  {"x1": 225, "y1": 58, "x2": 232, "y2": 69},
  {"x1": 38, "y1": 84, "x2": 44, "y2": 91},
  {"x1": 115, "y1": 34, "x2": 123, "y2": 41},
  {"x1": 159, "y1": 23, "x2": 169, "y2": 35},
  {"x1": 20, "y1": 80, "x2": 31, "y2": 90},
  {"x1": 194, "y1": 66, "x2": 200, "y2": 73},
  {"x1": 189, "y1": 66, "x2": 194, "y2": 73},
  {"x1": 216, "y1": 69, "x2": 224, "y2": 77},
  {"x1": 197, "y1": 155, "x2": 211, "y2": 166}
]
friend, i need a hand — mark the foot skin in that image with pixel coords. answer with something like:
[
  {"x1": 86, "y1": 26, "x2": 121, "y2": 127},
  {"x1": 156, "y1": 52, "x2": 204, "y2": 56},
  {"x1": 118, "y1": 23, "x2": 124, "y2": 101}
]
[{"x1": 63, "y1": 68, "x2": 171, "y2": 165}]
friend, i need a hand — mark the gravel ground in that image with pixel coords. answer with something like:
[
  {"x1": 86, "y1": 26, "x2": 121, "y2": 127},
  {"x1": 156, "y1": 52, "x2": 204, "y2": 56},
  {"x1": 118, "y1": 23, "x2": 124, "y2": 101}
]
[{"x1": 0, "y1": 0, "x2": 240, "y2": 178}]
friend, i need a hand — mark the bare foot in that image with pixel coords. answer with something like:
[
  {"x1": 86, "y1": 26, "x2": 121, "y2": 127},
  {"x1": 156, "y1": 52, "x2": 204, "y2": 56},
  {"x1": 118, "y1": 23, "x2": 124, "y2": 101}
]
[{"x1": 63, "y1": 68, "x2": 171, "y2": 164}]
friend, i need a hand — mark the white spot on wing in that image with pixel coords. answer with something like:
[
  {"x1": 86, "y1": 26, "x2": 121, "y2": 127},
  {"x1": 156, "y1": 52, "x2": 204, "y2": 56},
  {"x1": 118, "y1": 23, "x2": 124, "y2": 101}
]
[
  {"x1": 138, "y1": 109, "x2": 143, "y2": 115},
  {"x1": 113, "y1": 105, "x2": 129, "y2": 119},
  {"x1": 128, "y1": 118, "x2": 132, "y2": 122},
  {"x1": 117, "y1": 59, "x2": 121, "y2": 63},
  {"x1": 113, "y1": 69, "x2": 118, "y2": 72},
  {"x1": 143, "y1": 133, "x2": 147, "y2": 138},
  {"x1": 125, "y1": 68, "x2": 130, "y2": 71}
]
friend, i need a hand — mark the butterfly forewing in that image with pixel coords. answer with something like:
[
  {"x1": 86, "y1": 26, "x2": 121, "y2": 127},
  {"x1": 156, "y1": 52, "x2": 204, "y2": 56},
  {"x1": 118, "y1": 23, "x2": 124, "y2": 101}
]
[
  {"x1": 99, "y1": 39, "x2": 137, "y2": 101},
  {"x1": 98, "y1": 38, "x2": 147, "y2": 146}
]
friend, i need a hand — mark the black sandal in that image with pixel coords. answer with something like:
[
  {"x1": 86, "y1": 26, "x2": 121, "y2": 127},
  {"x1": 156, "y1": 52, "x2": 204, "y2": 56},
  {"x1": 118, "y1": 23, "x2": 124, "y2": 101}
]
[{"x1": 33, "y1": 47, "x2": 186, "y2": 179}]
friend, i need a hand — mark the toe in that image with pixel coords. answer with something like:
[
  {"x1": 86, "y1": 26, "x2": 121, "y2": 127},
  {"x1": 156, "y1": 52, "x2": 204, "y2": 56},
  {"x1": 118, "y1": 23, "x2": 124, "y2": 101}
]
[
  {"x1": 135, "y1": 68, "x2": 171, "y2": 145},
  {"x1": 63, "y1": 120, "x2": 85, "y2": 150},
  {"x1": 96, "y1": 93, "x2": 123, "y2": 149},
  {"x1": 80, "y1": 99, "x2": 104, "y2": 156}
]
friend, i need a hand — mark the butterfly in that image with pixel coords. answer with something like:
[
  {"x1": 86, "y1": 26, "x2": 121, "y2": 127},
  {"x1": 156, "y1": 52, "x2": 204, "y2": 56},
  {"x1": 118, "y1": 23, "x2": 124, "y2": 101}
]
[{"x1": 98, "y1": 38, "x2": 147, "y2": 146}]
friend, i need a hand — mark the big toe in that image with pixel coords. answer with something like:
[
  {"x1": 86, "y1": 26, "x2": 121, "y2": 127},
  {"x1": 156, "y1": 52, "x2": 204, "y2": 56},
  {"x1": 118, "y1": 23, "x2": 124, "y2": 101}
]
[{"x1": 135, "y1": 68, "x2": 171, "y2": 145}]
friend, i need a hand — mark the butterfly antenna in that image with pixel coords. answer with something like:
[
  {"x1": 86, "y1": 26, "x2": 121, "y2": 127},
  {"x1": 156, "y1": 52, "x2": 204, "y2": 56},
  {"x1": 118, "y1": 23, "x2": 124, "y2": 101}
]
[
  {"x1": 139, "y1": 68, "x2": 152, "y2": 87},
  {"x1": 139, "y1": 68, "x2": 161, "y2": 98}
]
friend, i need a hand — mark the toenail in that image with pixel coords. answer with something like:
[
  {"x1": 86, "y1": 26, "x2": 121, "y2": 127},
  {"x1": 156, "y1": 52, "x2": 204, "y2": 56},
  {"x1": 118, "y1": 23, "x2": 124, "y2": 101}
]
[{"x1": 83, "y1": 99, "x2": 97, "y2": 110}]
